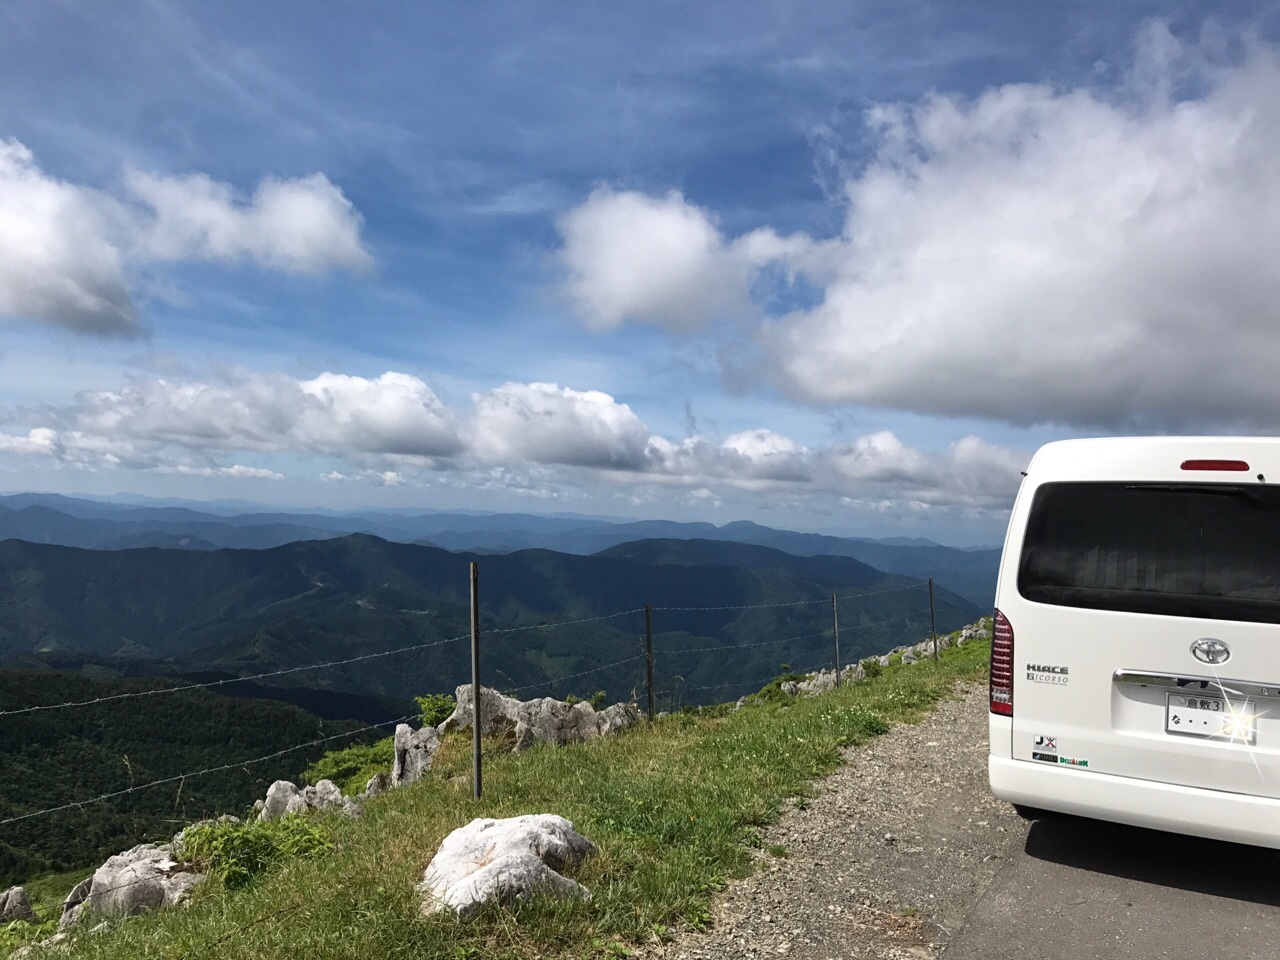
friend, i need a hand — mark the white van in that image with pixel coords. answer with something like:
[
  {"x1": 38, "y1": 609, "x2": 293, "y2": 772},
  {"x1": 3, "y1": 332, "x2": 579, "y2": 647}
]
[{"x1": 988, "y1": 437, "x2": 1280, "y2": 848}]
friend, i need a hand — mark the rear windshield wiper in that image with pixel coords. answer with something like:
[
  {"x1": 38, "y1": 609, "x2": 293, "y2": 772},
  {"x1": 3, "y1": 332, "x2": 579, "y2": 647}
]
[{"x1": 1123, "y1": 483, "x2": 1262, "y2": 504}]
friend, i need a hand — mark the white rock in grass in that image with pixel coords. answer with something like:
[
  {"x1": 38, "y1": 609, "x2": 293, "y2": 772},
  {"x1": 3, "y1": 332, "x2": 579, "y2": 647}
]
[
  {"x1": 58, "y1": 876, "x2": 93, "y2": 930},
  {"x1": 59, "y1": 844, "x2": 203, "y2": 929},
  {"x1": 362, "y1": 771, "x2": 391, "y2": 798},
  {"x1": 417, "y1": 814, "x2": 597, "y2": 919},
  {"x1": 302, "y1": 779, "x2": 344, "y2": 811},
  {"x1": 258, "y1": 780, "x2": 309, "y2": 822},
  {"x1": 0, "y1": 885, "x2": 34, "y2": 923},
  {"x1": 392, "y1": 723, "x2": 443, "y2": 787},
  {"x1": 441, "y1": 686, "x2": 640, "y2": 753}
]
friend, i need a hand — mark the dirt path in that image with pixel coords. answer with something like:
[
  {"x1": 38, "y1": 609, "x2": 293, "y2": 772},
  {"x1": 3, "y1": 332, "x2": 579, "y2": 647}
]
[{"x1": 645, "y1": 683, "x2": 1023, "y2": 960}]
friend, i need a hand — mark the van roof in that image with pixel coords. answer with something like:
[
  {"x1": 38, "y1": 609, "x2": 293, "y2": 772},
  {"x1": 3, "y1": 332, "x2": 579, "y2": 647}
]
[{"x1": 1027, "y1": 437, "x2": 1280, "y2": 483}]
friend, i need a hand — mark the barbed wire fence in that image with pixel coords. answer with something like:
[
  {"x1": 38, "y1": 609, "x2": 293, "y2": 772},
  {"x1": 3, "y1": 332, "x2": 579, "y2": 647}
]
[{"x1": 0, "y1": 565, "x2": 944, "y2": 829}]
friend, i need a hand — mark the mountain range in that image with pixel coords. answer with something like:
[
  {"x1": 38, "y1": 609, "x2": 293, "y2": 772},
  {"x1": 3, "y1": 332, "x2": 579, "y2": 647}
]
[
  {"x1": 0, "y1": 533, "x2": 978, "y2": 709},
  {"x1": 0, "y1": 494, "x2": 999, "y2": 606}
]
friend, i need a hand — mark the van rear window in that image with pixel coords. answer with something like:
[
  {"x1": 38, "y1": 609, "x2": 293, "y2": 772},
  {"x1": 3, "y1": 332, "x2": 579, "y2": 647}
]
[{"x1": 1019, "y1": 482, "x2": 1280, "y2": 623}]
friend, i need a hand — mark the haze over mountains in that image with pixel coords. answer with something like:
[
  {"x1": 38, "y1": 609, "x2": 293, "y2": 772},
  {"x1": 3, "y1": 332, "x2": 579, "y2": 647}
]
[{"x1": 0, "y1": 493, "x2": 998, "y2": 606}]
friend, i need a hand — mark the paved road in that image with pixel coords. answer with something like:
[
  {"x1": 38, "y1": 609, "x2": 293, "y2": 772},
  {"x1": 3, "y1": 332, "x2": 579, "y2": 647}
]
[{"x1": 945, "y1": 813, "x2": 1280, "y2": 959}]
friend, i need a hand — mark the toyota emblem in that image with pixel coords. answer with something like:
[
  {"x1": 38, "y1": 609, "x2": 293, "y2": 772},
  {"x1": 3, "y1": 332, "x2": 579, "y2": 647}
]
[{"x1": 1190, "y1": 638, "x2": 1231, "y2": 665}]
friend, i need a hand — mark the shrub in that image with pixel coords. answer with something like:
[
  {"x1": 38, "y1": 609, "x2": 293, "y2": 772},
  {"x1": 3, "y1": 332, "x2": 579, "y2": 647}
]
[
  {"x1": 860, "y1": 657, "x2": 884, "y2": 679},
  {"x1": 565, "y1": 690, "x2": 608, "y2": 708},
  {"x1": 415, "y1": 693, "x2": 456, "y2": 728},
  {"x1": 751, "y1": 672, "x2": 811, "y2": 704},
  {"x1": 177, "y1": 817, "x2": 333, "y2": 889},
  {"x1": 300, "y1": 737, "x2": 395, "y2": 795}
]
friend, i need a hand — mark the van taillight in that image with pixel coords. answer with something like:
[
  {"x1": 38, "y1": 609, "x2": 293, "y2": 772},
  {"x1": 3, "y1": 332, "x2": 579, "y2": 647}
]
[
  {"x1": 990, "y1": 609, "x2": 1013, "y2": 716},
  {"x1": 1180, "y1": 459, "x2": 1249, "y2": 471}
]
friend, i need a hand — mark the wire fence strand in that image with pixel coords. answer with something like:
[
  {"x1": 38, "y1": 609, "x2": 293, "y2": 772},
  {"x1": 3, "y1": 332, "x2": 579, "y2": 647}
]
[
  {"x1": 653, "y1": 581, "x2": 926, "y2": 613},
  {"x1": 0, "y1": 576, "x2": 948, "y2": 831},
  {"x1": 0, "y1": 606, "x2": 652, "y2": 719},
  {"x1": 0, "y1": 635, "x2": 472, "y2": 718},
  {"x1": 484, "y1": 607, "x2": 646, "y2": 635},
  {"x1": 0, "y1": 713, "x2": 418, "y2": 827},
  {"x1": 504, "y1": 654, "x2": 649, "y2": 696}
]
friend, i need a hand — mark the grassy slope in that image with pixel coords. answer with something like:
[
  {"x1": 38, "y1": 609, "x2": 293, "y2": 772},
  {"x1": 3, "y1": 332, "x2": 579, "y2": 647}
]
[{"x1": 22, "y1": 633, "x2": 992, "y2": 960}]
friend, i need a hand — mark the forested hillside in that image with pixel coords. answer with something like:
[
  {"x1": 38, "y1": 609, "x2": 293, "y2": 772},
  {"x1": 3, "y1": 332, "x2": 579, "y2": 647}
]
[
  {"x1": 0, "y1": 535, "x2": 978, "y2": 707},
  {"x1": 0, "y1": 672, "x2": 381, "y2": 885}
]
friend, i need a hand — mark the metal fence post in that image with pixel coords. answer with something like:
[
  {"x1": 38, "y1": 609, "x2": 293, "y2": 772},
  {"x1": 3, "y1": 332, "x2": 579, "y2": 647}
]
[
  {"x1": 831, "y1": 592, "x2": 841, "y2": 687},
  {"x1": 470, "y1": 561, "x2": 482, "y2": 799},
  {"x1": 645, "y1": 602, "x2": 655, "y2": 720},
  {"x1": 929, "y1": 577, "x2": 938, "y2": 661}
]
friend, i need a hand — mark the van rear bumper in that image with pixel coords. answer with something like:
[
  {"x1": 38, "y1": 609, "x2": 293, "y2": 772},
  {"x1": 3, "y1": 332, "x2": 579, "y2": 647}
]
[{"x1": 989, "y1": 755, "x2": 1280, "y2": 849}]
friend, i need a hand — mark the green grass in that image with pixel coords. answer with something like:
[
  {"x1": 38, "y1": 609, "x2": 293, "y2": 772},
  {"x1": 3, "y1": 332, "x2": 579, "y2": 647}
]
[
  {"x1": 19, "y1": 636, "x2": 991, "y2": 960},
  {"x1": 300, "y1": 737, "x2": 396, "y2": 796}
]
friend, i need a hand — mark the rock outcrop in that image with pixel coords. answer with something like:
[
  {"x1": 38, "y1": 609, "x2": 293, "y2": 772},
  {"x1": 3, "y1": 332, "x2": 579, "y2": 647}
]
[
  {"x1": 391, "y1": 723, "x2": 443, "y2": 788},
  {"x1": 440, "y1": 685, "x2": 640, "y2": 752},
  {"x1": 417, "y1": 814, "x2": 597, "y2": 919},
  {"x1": 58, "y1": 844, "x2": 203, "y2": 930},
  {"x1": 793, "y1": 662, "x2": 866, "y2": 695},
  {"x1": 1, "y1": 885, "x2": 34, "y2": 923},
  {"x1": 363, "y1": 771, "x2": 391, "y2": 798},
  {"x1": 779, "y1": 618, "x2": 992, "y2": 700},
  {"x1": 256, "y1": 778, "x2": 359, "y2": 822}
]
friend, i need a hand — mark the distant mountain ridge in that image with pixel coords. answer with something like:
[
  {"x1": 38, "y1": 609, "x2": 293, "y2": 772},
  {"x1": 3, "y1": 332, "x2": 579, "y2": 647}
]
[
  {"x1": 0, "y1": 534, "x2": 978, "y2": 707},
  {"x1": 0, "y1": 494, "x2": 998, "y2": 605}
]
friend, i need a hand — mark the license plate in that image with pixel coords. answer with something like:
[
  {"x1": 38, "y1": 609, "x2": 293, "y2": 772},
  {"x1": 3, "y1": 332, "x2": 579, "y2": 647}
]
[{"x1": 1165, "y1": 692, "x2": 1256, "y2": 744}]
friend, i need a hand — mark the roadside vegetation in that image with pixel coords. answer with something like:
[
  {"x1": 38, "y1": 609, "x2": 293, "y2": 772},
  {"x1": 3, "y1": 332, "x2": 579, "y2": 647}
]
[{"x1": 5, "y1": 632, "x2": 991, "y2": 960}]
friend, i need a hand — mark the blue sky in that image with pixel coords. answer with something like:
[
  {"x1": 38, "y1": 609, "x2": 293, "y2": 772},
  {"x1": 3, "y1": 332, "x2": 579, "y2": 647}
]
[{"x1": 2, "y1": 1, "x2": 1279, "y2": 544}]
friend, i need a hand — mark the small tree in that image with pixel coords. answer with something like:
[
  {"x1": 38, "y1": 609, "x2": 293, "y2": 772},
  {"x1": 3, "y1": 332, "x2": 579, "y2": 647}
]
[{"x1": 415, "y1": 693, "x2": 456, "y2": 728}]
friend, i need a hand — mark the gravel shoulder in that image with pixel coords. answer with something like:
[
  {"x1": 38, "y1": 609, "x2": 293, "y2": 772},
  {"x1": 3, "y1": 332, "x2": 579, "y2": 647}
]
[{"x1": 645, "y1": 682, "x2": 1023, "y2": 960}]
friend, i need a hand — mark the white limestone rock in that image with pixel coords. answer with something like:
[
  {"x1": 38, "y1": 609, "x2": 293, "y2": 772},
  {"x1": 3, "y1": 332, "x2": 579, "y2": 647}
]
[
  {"x1": 440, "y1": 686, "x2": 639, "y2": 753},
  {"x1": 417, "y1": 814, "x2": 596, "y2": 919},
  {"x1": 59, "y1": 844, "x2": 202, "y2": 929},
  {"x1": 301, "y1": 779, "x2": 344, "y2": 812},
  {"x1": 57, "y1": 876, "x2": 93, "y2": 931},
  {"x1": 361, "y1": 771, "x2": 391, "y2": 799},
  {"x1": 1, "y1": 885, "x2": 34, "y2": 923},
  {"x1": 257, "y1": 780, "x2": 309, "y2": 822},
  {"x1": 257, "y1": 779, "x2": 358, "y2": 821},
  {"x1": 392, "y1": 724, "x2": 443, "y2": 787}
]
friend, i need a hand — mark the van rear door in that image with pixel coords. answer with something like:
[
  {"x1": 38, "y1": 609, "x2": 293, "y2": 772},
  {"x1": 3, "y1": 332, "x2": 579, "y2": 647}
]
[{"x1": 1006, "y1": 481, "x2": 1280, "y2": 799}]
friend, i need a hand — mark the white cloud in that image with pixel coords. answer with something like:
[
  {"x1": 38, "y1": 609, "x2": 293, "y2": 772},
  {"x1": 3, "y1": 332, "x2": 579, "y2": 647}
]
[
  {"x1": 829, "y1": 431, "x2": 928, "y2": 484},
  {"x1": 719, "y1": 429, "x2": 812, "y2": 482},
  {"x1": 365, "y1": 470, "x2": 406, "y2": 487},
  {"x1": 0, "y1": 427, "x2": 62, "y2": 457},
  {"x1": 641, "y1": 427, "x2": 1021, "y2": 507},
  {"x1": 127, "y1": 171, "x2": 373, "y2": 274},
  {"x1": 758, "y1": 25, "x2": 1280, "y2": 428},
  {"x1": 557, "y1": 188, "x2": 750, "y2": 332},
  {"x1": 0, "y1": 139, "x2": 371, "y2": 336},
  {"x1": 16, "y1": 370, "x2": 461, "y2": 474},
  {"x1": 470, "y1": 382, "x2": 651, "y2": 468},
  {"x1": 0, "y1": 141, "x2": 137, "y2": 336},
  {"x1": 0, "y1": 368, "x2": 1026, "y2": 515},
  {"x1": 297, "y1": 372, "x2": 462, "y2": 458},
  {"x1": 826, "y1": 433, "x2": 1025, "y2": 508},
  {"x1": 159, "y1": 463, "x2": 285, "y2": 480},
  {"x1": 557, "y1": 27, "x2": 1280, "y2": 432}
]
